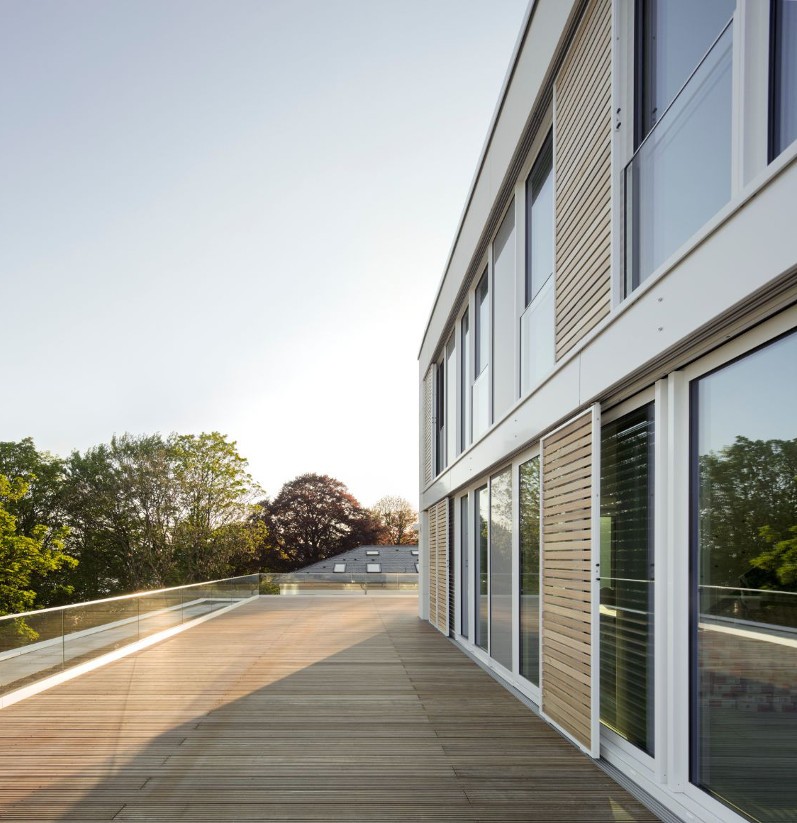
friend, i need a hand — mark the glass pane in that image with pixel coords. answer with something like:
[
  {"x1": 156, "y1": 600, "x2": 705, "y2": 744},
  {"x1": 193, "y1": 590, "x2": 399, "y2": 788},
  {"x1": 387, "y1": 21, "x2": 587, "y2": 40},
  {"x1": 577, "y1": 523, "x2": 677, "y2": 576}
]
[
  {"x1": 460, "y1": 495, "x2": 469, "y2": 639},
  {"x1": 490, "y1": 467, "x2": 513, "y2": 670},
  {"x1": 519, "y1": 457, "x2": 540, "y2": 685},
  {"x1": 600, "y1": 405, "x2": 655, "y2": 755},
  {"x1": 773, "y1": 0, "x2": 797, "y2": 156},
  {"x1": 628, "y1": 23, "x2": 733, "y2": 289},
  {"x1": 475, "y1": 486, "x2": 489, "y2": 651},
  {"x1": 460, "y1": 311, "x2": 470, "y2": 450},
  {"x1": 472, "y1": 368, "x2": 489, "y2": 441},
  {"x1": 520, "y1": 277, "x2": 555, "y2": 395},
  {"x1": 492, "y1": 204, "x2": 516, "y2": 421},
  {"x1": 638, "y1": 0, "x2": 735, "y2": 139},
  {"x1": 436, "y1": 359, "x2": 446, "y2": 471},
  {"x1": 475, "y1": 272, "x2": 489, "y2": 375},
  {"x1": 446, "y1": 336, "x2": 457, "y2": 463},
  {"x1": 526, "y1": 135, "x2": 553, "y2": 304},
  {"x1": 693, "y1": 330, "x2": 797, "y2": 822}
]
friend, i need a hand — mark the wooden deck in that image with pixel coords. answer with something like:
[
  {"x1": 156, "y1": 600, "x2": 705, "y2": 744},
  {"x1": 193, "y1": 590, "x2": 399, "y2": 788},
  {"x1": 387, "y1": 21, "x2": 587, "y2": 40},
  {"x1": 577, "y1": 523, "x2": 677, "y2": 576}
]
[{"x1": 0, "y1": 596, "x2": 660, "y2": 822}]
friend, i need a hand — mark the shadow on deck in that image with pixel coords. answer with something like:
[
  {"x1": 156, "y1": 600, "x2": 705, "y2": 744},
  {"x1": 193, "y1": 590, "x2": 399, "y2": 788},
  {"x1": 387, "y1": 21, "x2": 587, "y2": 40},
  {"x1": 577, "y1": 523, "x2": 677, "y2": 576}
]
[{"x1": 0, "y1": 596, "x2": 659, "y2": 822}]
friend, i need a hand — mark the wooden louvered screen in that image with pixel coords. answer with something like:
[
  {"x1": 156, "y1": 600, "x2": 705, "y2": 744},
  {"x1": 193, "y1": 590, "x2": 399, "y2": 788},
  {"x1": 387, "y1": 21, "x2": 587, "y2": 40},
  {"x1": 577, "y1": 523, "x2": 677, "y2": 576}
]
[
  {"x1": 553, "y1": 0, "x2": 612, "y2": 360},
  {"x1": 447, "y1": 498, "x2": 455, "y2": 637},
  {"x1": 423, "y1": 368, "x2": 434, "y2": 485},
  {"x1": 427, "y1": 499, "x2": 449, "y2": 634},
  {"x1": 540, "y1": 406, "x2": 600, "y2": 756}
]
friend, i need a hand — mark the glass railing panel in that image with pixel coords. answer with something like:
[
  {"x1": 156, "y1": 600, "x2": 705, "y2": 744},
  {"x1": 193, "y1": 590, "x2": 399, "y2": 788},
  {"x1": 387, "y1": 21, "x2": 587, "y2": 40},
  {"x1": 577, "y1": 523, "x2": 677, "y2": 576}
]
[
  {"x1": 62, "y1": 599, "x2": 140, "y2": 664},
  {"x1": 625, "y1": 22, "x2": 733, "y2": 292},
  {"x1": 520, "y1": 277, "x2": 554, "y2": 396},
  {"x1": 0, "y1": 574, "x2": 258, "y2": 697},
  {"x1": 0, "y1": 610, "x2": 65, "y2": 691}
]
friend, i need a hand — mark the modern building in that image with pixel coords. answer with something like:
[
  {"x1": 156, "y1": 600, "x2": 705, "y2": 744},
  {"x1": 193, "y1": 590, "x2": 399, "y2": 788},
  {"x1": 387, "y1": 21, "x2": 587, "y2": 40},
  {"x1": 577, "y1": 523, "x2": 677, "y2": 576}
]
[{"x1": 417, "y1": 3, "x2": 796, "y2": 823}]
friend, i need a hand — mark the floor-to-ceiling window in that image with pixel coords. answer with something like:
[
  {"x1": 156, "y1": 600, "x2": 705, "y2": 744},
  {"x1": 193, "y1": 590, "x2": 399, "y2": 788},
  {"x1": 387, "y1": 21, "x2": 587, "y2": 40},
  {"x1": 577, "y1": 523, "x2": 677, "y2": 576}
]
[
  {"x1": 692, "y1": 330, "x2": 797, "y2": 822},
  {"x1": 490, "y1": 467, "x2": 513, "y2": 670},
  {"x1": 519, "y1": 456, "x2": 540, "y2": 685},
  {"x1": 493, "y1": 204, "x2": 516, "y2": 421},
  {"x1": 473, "y1": 272, "x2": 490, "y2": 440},
  {"x1": 475, "y1": 485, "x2": 489, "y2": 651},
  {"x1": 627, "y1": 0, "x2": 735, "y2": 291},
  {"x1": 600, "y1": 404, "x2": 655, "y2": 754}
]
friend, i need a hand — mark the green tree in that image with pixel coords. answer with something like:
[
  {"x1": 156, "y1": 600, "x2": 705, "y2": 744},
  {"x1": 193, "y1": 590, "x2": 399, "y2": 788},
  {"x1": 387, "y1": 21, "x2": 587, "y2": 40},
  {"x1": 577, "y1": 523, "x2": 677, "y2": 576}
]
[
  {"x1": 171, "y1": 432, "x2": 263, "y2": 581},
  {"x1": 0, "y1": 438, "x2": 75, "y2": 605},
  {"x1": 0, "y1": 474, "x2": 76, "y2": 616},
  {"x1": 699, "y1": 436, "x2": 797, "y2": 590}
]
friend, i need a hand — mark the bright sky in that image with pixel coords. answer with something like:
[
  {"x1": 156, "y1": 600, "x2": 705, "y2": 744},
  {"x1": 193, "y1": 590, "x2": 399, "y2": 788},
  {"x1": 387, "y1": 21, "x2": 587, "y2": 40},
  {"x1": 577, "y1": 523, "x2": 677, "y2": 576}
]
[{"x1": 0, "y1": 0, "x2": 528, "y2": 507}]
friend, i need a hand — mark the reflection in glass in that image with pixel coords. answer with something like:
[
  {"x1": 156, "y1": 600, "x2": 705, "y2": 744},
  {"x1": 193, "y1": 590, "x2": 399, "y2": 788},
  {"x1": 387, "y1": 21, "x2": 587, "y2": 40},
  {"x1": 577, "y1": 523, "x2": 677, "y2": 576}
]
[
  {"x1": 526, "y1": 133, "x2": 553, "y2": 303},
  {"x1": 627, "y1": 21, "x2": 733, "y2": 290},
  {"x1": 475, "y1": 271, "x2": 489, "y2": 376},
  {"x1": 600, "y1": 405, "x2": 654, "y2": 754},
  {"x1": 772, "y1": 0, "x2": 797, "y2": 157},
  {"x1": 490, "y1": 467, "x2": 513, "y2": 670},
  {"x1": 475, "y1": 486, "x2": 489, "y2": 651},
  {"x1": 519, "y1": 457, "x2": 540, "y2": 685},
  {"x1": 493, "y1": 203, "x2": 516, "y2": 421},
  {"x1": 636, "y1": 0, "x2": 735, "y2": 142},
  {"x1": 460, "y1": 494, "x2": 469, "y2": 639},
  {"x1": 693, "y1": 330, "x2": 797, "y2": 822},
  {"x1": 520, "y1": 279, "x2": 555, "y2": 394},
  {"x1": 446, "y1": 336, "x2": 457, "y2": 463}
]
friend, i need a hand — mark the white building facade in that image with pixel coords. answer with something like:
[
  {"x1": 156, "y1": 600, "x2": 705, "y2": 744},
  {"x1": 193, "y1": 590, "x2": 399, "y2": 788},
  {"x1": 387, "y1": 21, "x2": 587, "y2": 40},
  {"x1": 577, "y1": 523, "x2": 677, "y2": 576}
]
[{"x1": 418, "y1": 2, "x2": 797, "y2": 823}]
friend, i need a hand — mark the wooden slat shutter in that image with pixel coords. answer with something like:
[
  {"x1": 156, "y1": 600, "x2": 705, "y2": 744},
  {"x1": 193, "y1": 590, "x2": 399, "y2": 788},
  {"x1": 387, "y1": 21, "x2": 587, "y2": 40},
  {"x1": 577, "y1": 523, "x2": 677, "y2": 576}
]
[
  {"x1": 427, "y1": 499, "x2": 449, "y2": 634},
  {"x1": 540, "y1": 406, "x2": 600, "y2": 756},
  {"x1": 554, "y1": 0, "x2": 612, "y2": 360},
  {"x1": 423, "y1": 368, "x2": 435, "y2": 485}
]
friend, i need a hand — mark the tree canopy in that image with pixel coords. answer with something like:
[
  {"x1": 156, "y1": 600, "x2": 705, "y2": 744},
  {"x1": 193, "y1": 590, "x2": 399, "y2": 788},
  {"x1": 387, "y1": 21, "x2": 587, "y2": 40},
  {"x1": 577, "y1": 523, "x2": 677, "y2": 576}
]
[
  {"x1": 257, "y1": 473, "x2": 385, "y2": 569},
  {"x1": 371, "y1": 495, "x2": 418, "y2": 545},
  {"x1": 0, "y1": 474, "x2": 75, "y2": 615}
]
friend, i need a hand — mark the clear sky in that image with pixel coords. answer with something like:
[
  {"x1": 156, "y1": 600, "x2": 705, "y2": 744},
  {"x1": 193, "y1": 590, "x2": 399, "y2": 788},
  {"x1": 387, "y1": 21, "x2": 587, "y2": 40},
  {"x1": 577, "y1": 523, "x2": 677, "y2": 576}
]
[{"x1": 0, "y1": 0, "x2": 528, "y2": 507}]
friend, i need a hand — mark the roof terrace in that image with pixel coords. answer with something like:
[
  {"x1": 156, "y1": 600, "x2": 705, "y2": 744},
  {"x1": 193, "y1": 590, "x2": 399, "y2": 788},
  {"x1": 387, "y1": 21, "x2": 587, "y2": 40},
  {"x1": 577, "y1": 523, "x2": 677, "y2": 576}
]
[{"x1": 0, "y1": 590, "x2": 660, "y2": 822}]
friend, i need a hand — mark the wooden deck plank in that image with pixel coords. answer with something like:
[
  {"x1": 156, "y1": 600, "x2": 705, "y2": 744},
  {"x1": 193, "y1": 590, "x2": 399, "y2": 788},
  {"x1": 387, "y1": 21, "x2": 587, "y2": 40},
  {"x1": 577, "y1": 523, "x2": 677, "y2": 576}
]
[{"x1": 0, "y1": 597, "x2": 658, "y2": 822}]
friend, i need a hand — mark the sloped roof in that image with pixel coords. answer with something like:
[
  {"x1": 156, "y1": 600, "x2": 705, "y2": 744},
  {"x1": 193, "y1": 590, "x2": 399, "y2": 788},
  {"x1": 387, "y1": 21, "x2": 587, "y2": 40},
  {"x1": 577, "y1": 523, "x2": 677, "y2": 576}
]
[{"x1": 293, "y1": 545, "x2": 419, "y2": 576}]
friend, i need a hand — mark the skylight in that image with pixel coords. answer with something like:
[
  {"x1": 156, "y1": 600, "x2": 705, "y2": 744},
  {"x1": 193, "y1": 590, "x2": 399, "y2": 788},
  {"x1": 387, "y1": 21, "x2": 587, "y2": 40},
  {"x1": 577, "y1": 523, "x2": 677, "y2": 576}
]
[
  {"x1": 333, "y1": 563, "x2": 346, "y2": 573},
  {"x1": 411, "y1": 549, "x2": 419, "y2": 556},
  {"x1": 366, "y1": 550, "x2": 379, "y2": 556},
  {"x1": 366, "y1": 563, "x2": 381, "y2": 573},
  {"x1": 415, "y1": 563, "x2": 419, "y2": 573}
]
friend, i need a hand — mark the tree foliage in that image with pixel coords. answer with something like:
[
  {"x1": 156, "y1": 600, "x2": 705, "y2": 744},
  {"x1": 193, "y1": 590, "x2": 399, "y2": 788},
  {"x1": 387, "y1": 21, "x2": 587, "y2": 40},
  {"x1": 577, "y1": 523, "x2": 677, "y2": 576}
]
[
  {"x1": 699, "y1": 436, "x2": 797, "y2": 591},
  {"x1": 257, "y1": 473, "x2": 385, "y2": 569},
  {"x1": 61, "y1": 432, "x2": 263, "y2": 598},
  {"x1": 0, "y1": 474, "x2": 76, "y2": 615},
  {"x1": 371, "y1": 495, "x2": 418, "y2": 545}
]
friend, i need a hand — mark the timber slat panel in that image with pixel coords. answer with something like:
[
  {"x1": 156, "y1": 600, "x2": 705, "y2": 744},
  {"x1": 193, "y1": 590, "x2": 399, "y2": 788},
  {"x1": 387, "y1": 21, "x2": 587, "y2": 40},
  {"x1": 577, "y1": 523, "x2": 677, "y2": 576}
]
[
  {"x1": 542, "y1": 410, "x2": 595, "y2": 752},
  {"x1": 428, "y1": 499, "x2": 449, "y2": 635},
  {"x1": 554, "y1": 0, "x2": 612, "y2": 360},
  {"x1": 424, "y1": 368, "x2": 434, "y2": 485},
  {"x1": 0, "y1": 597, "x2": 657, "y2": 822}
]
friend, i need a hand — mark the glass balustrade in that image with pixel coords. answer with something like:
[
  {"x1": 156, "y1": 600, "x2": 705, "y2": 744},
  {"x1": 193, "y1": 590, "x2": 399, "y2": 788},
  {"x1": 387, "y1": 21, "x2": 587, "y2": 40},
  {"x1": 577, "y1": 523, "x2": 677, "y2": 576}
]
[
  {"x1": 625, "y1": 22, "x2": 733, "y2": 292},
  {"x1": 0, "y1": 574, "x2": 259, "y2": 696}
]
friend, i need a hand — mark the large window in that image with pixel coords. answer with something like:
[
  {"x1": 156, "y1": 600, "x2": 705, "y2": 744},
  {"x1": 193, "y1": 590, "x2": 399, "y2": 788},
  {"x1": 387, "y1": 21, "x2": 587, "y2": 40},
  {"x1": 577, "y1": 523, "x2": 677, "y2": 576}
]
[
  {"x1": 460, "y1": 310, "x2": 471, "y2": 451},
  {"x1": 435, "y1": 357, "x2": 445, "y2": 474},
  {"x1": 519, "y1": 456, "x2": 540, "y2": 685},
  {"x1": 489, "y1": 467, "x2": 513, "y2": 671},
  {"x1": 600, "y1": 404, "x2": 655, "y2": 755},
  {"x1": 771, "y1": 0, "x2": 797, "y2": 158},
  {"x1": 445, "y1": 335, "x2": 456, "y2": 464},
  {"x1": 492, "y1": 204, "x2": 516, "y2": 421},
  {"x1": 473, "y1": 271, "x2": 490, "y2": 439},
  {"x1": 475, "y1": 485, "x2": 489, "y2": 651},
  {"x1": 691, "y1": 330, "x2": 797, "y2": 822},
  {"x1": 626, "y1": 0, "x2": 735, "y2": 291},
  {"x1": 521, "y1": 134, "x2": 555, "y2": 394}
]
